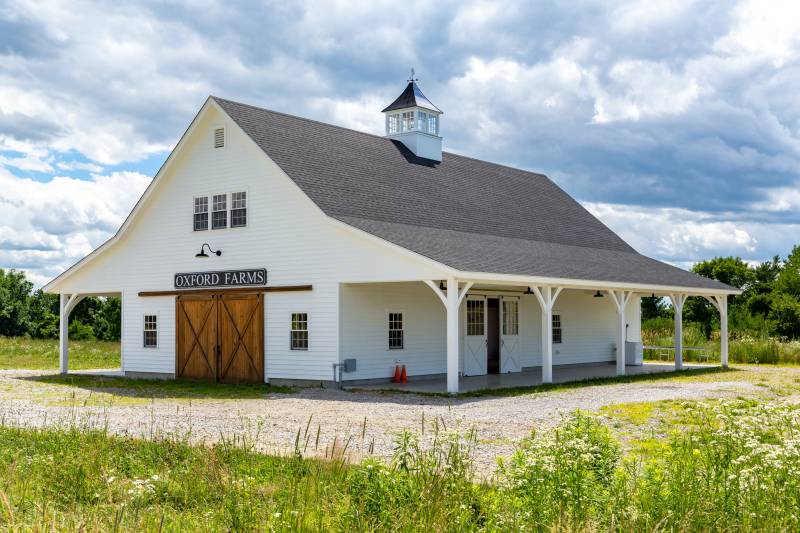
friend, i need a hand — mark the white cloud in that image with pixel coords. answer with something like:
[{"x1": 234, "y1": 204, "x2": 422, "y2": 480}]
[
  {"x1": 0, "y1": 167, "x2": 150, "y2": 285},
  {"x1": 585, "y1": 202, "x2": 768, "y2": 265}
]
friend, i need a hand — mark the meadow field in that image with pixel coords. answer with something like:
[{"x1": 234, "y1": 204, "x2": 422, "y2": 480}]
[
  {"x1": 0, "y1": 395, "x2": 798, "y2": 531},
  {"x1": 0, "y1": 336, "x2": 120, "y2": 370}
]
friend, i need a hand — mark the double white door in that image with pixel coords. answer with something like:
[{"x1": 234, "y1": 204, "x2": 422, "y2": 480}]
[{"x1": 462, "y1": 297, "x2": 521, "y2": 376}]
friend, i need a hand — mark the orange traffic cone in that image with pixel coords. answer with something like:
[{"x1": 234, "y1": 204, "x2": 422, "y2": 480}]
[
  {"x1": 392, "y1": 365, "x2": 401, "y2": 383},
  {"x1": 400, "y1": 365, "x2": 408, "y2": 384}
]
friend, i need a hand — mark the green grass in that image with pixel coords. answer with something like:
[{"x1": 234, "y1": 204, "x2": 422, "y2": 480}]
[
  {"x1": 0, "y1": 336, "x2": 120, "y2": 370},
  {"x1": 1, "y1": 399, "x2": 798, "y2": 531},
  {"x1": 30, "y1": 374, "x2": 296, "y2": 399}
]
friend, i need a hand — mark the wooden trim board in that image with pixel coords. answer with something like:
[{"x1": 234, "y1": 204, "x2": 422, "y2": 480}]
[{"x1": 139, "y1": 285, "x2": 312, "y2": 297}]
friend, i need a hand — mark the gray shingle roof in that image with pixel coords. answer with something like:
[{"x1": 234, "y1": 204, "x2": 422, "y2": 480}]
[{"x1": 213, "y1": 96, "x2": 733, "y2": 292}]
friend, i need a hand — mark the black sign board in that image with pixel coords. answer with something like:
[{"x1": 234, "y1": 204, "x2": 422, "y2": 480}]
[{"x1": 174, "y1": 269, "x2": 267, "y2": 289}]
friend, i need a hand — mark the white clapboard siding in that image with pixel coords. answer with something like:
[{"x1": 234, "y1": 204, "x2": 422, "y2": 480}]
[{"x1": 55, "y1": 104, "x2": 445, "y2": 380}]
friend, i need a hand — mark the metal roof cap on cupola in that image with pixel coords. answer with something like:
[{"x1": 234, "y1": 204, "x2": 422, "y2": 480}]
[{"x1": 382, "y1": 69, "x2": 443, "y2": 161}]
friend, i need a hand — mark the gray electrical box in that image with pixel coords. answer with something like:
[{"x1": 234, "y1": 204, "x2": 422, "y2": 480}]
[
  {"x1": 625, "y1": 341, "x2": 643, "y2": 366},
  {"x1": 343, "y1": 358, "x2": 357, "y2": 372}
]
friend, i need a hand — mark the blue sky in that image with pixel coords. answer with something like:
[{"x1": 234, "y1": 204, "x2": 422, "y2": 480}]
[{"x1": 1, "y1": 0, "x2": 799, "y2": 286}]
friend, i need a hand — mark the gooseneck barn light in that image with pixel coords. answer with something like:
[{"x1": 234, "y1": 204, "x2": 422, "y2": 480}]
[{"x1": 195, "y1": 243, "x2": 222, "y2": 258}]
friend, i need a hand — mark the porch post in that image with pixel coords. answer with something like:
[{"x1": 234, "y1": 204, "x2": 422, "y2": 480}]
[
  {"x1": 705, "y1": 294, "x2": 729, "y2": 369},
  {"x1": 446, "y1": 277, "x2": 460, "y2": 394},
  {"x1": 532, "y1": 286, "x2": 562, "y2": 384},
  {"x1": 719, "y1": 296, "x2": 728, "y2": 368},
  {"x1": 59, "y1": 293, "x2": 69, "y2": 374},
  {"x1": 609, "y1": 290, "x2": 633, "y2": 376},
  {"x1": 670, "y1": 294, "x2": 686, "y2": 370},
  {"x1": 424, "y1": 279, "x2": 473, "y2": 395}
]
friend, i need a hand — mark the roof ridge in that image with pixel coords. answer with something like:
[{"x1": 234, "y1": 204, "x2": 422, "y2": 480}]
[{"x1": 211, "y1": 95, "x2": 548, "y2": 180}]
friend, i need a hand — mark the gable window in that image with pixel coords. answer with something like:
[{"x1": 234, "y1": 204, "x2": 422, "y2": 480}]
[
  {"x1": 143, "y1": 315, "x2": 158, "y2": 348},
  {"x1": 214, "y1": 127, "x2": 225, "y2": 148},
  {"x1": 231, "y1": 191, "x2": 247, "y2": 227},
  {"x1": 467, "y1": 300, "x2": 485, "y2": 336},
  {"x1": 552, "y1": 314, "x2": 562, "y2": 344},
  {"x1": 502, "y1": 300, "x2": 519, "y2": 336},
  {"x1": 212, "y1": 194, "x2": 227, "y2": 229},
  {"x1": 290, "y1": 313, "x2": 308, "y2": 350},
  {"x1": 388, "y1": 312, "x2": 404, "y2": 350},
  {"x1": 194, "y1": 196, "x2": 208, "y2": 231}
]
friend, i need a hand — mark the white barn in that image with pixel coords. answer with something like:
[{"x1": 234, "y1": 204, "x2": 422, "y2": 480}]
[{"x1": 43, "y1": 79, "x2": 738, "y2": 393}]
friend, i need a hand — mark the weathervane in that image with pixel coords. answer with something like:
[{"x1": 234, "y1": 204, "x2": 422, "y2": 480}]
[{"x1": 408, "y1": 67, "x2": 418, "y2": 83}]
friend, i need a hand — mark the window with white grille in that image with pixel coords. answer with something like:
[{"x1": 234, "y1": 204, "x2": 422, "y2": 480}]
[
  {"x1": 552, "y1": 314, "x2": 562, "y2": 344},
  {"x1": 194, "y1": 196, "x2": 208, "y2": 231},
  {"x1": 502, "y1": 300, "x2": 519, "y2": 335},
  {"x1": 467, "y1": 300, "x2": 485, "y2": 336},
  {"x1": 214, "y1": 127, "x2": 225, "y2": 148},
  {"x1": 388, "y1": 312, "x2": 404, "y2": 349},
  {"x1": 143, "y1": 315, "x2": 157, "y2": 348},
  {"x1": 231, "y1": 191, "x2": 247, "y2": 227},
  {"x1": 212, "y1": 194, "x2": 227, "y2": 229},
  {"x1": 291, "y1": 313, "x2": 308, "y2": 350}
]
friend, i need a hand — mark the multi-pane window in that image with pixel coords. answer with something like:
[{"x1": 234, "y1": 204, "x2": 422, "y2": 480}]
[
  {"x1": 212, "y1": 194, "x2": 227, "y2": 229},
  {"x1": 401, "y1": 111, "x2": 415, "y2": 132},
  {"x1": 290, "y1": 313, "x2": 308, "y2": 350},
  {"x1": 502, "y1": 300, "x2": 519, "y2": 336},
  {"x1": 388, "y1": 312, "x2": 404, "y2": 350},
  {"x1": 427, "y1": 114, "x2": 438, "y2": 135},
  {"x1": 388, "y1": 113, "x2": 400, "y2": 134},
  {"x1": 418, "y1": 111, "x2": 428, "y2": 132},
  {"x1": 194, "y1": 196, "x2": 208, "y2": 231},
  {"x1": 231, "y1": 191, "x2": 247, "y2": 227},
  {"x1": 552, "y1": 314, "x2": 562, "y2": 344},
  {"x1": 143, "y1": 315, "x2": 157, "y2": 348},
  {"x1": 466, "y1": 300, "x2": 485, "y2": 336}
]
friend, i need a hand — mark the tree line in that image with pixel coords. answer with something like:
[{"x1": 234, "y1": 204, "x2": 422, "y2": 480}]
[
  {"x1": 642, "y1": 245, "x2": 800, "y2": 339},
  {"x1": 0, "y1": 269, "x2": 120, "y2": 341}
]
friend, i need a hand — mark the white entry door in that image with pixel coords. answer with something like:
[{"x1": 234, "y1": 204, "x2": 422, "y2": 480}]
[
  {"x1": 500, "y1": 298, "x2": 522, "y2": 373},
  {"x1": 463, "y1": 297, "x2": 487, "y2": 376}
]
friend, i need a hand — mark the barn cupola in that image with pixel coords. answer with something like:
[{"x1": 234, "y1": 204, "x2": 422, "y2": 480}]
[{"x1": 382, "y1": 69, "x2": 443, "y2": 161}]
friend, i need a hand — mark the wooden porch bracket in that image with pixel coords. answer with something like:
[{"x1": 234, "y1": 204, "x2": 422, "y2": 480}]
[{"x1": 138, "y1": 285, "x2": 312, "y2": 297}]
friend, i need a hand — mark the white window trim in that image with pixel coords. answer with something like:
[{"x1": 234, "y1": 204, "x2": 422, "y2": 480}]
[
  {"x1": 552, "y1": 310, "x2": 563, "y2": 344},
  {"x1": 290, "y1": 311, "x2": 309, "y2": 351},
  {"x1": 191, "y1": 188, "x2": 249, "y2": 233},
  {"x1": 387, "y1": 310, "x2": 405, "y2": 351},
  {"x1": 143, "y1": 312, "x2": 159, "y2": 349},
  {"x1": 502, "y1": 297, "x2": 520, "y2": 336},
  {"x1": 230, "y1": 190, "x2": 248, "y2": 229}
]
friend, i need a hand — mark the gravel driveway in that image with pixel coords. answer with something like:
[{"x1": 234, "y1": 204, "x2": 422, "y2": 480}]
[{"x1": 0, "y1": 369, "x2": 768, "y2": 475}]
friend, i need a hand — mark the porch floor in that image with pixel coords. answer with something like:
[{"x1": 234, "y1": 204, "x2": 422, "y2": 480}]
[{"x1": 350, "y1": 362, "x2": 707, "y2": 394}]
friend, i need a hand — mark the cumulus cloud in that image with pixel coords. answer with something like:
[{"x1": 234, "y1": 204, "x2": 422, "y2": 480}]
[
  {"x1": 0, "y1": 167, "x2": 150, "y2": 286},
  {"x1": 1, "y1": 0, "x2": 799, "y2": 284}
]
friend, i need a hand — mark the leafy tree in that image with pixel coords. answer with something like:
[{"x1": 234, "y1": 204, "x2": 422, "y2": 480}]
[
  {"x1": 27, "y1": 289, "x2": 59, "y2": 338},
  {"x1": 774, "y1": 246, "x2": 800, "y2": 298},
  {"x1": 641, "y1": 296, "x2": 668, "y2": 320},
  {"x1": 0, "y1": 269, "x2": 33, "y2": 337},
  {"x1": 768, "y1": 293, "x2": 800, "y2": 338}
]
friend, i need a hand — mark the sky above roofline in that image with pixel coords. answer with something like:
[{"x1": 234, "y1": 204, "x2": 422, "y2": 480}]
[{"x1": 1, "y1": 0, "x2": 799, "y2": 287}]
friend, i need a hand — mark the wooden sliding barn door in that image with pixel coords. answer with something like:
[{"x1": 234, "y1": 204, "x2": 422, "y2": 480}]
[
  {"x1": 175, "y1": 294, "x2": 218, "y2": 380},
  {"x1": 217, "y1": 293, "x2": 264, "y2": 383},
  {"x1": 175, "y1": 292, "x2": 264, "y2": 383}
]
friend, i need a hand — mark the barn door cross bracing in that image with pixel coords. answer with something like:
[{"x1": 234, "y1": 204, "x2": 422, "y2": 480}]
[{"x1": 176, "y1": 292, "x2": 263, "y2": 383}]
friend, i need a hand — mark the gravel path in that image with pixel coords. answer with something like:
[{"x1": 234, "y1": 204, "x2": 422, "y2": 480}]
[{"x1": 0, "y1": 369, "x2": 770, "y2": 474}]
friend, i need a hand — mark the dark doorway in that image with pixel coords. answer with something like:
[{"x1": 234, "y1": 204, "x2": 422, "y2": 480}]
[{"x1": 487, "y1": 298, "x2": 500, "y2": 374}]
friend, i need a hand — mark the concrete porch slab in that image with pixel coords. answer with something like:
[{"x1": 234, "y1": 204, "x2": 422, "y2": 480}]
[{"x1": 350, "y1": 362, "x2": 709, "y2": 394}]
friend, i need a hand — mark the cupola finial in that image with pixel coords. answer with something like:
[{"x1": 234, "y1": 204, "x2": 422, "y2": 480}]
[{"x1": 408, "y1": 67, "x2": 418, "y2": 83}]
